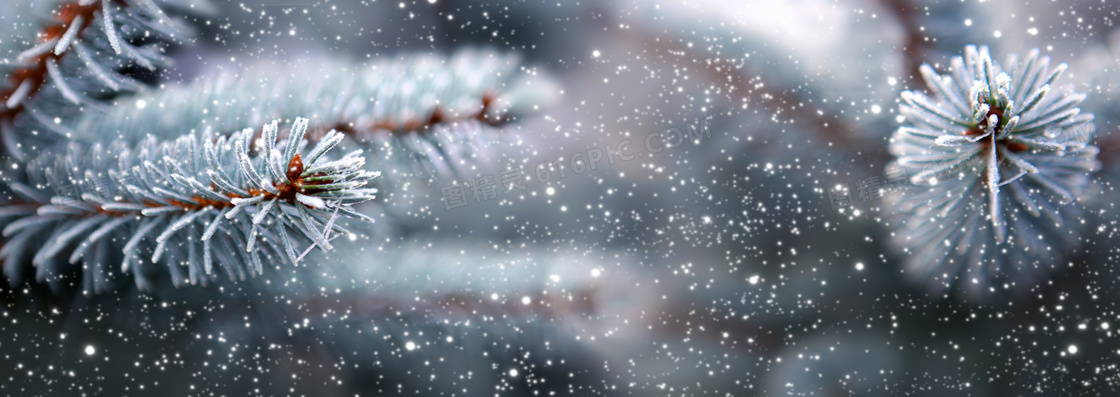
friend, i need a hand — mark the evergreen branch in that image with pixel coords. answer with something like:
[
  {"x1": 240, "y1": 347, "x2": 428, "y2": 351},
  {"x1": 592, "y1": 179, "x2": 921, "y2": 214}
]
[
  {"x1": 0, "y1": 0, "x2": 188, "y2": 159},
  {"x1": 72, "y1": 49, "x2": 553, "y2": 176},
  {"x1": 886, "y1": 45, "x2": 1098, "y2": 300},
  {"x1": 0, "y1": 118, "x2": 379, "y2": 293}
]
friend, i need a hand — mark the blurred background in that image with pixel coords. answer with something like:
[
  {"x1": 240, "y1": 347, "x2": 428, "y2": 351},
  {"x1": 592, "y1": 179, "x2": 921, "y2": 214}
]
[{"x1": 3, "y1": 0, "x2": 1120, "y2": 395}]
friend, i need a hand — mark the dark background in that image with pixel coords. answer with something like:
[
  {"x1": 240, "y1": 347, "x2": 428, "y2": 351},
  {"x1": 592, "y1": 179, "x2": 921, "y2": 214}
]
[{"x1": 3, "y1": 0, "x2": 1120, "y2": 395}]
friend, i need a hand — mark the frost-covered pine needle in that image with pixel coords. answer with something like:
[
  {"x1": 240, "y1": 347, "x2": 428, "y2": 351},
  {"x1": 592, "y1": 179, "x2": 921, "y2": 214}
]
[
  {"x1": 886, "y1": 45, "x2": 1099, "y2": 299},
  {"x1": 0, "y1": 118, "x2": 379, "y2": 292}
]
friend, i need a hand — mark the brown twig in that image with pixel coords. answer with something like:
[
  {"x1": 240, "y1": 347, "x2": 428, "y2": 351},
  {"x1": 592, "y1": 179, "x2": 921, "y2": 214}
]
[
  {"x1": 326, "y1": 91, "x2": 509, "y2": 139},
  {"x1": 111, "y1": 154, "x2": 331, "y2": 215},
  {"x1": 10, "y1": 152, "x2": 331, "y2": 224},
  {"x1": 878, "y1": 0, "x2": 932, "y2": 91},
  {"x1": 617, "y1": 26, "x2": 882, "y2": 158}
]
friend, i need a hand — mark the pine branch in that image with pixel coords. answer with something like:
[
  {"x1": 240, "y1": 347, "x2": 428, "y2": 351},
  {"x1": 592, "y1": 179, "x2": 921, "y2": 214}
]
[
  {"x1": 0, "y1": 0, "x2": 189, "y2": 159},
  {"x1": 0, "y1": 118, "x2": 379, "y2": 293},
  {"x1": 72, "y1": 49, "x2": 553, "y2": 177},
  {"x1": 886, "y1": 45, "x2": 1099, "y2": 299}
]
